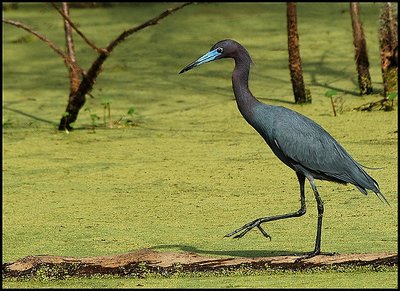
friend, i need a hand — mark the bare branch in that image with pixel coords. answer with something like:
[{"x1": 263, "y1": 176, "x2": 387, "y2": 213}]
[
  {"x1": 51, "y1": 2, "x2": 104, "y2": 54},
  {"x1": 62, "y1": 2, "x2": 80, "y2": 93},
  {"x1": 58, "y1": 2, "x2": 192, "y2": 130},
  {"x1": 75, "y1": 2, "x2": 193, "y2": 99},
  {"x1": 3, "y1": 18, "x2": 67, "y2": 59},
  {"x1": 5, "y1": 2, "x2": 193, "y2": 131},
  {"x1": 3, "y1": 18, "x2": 85, "y2": 76},
  {"x1": 353, "y1": 98, "x2": 394, "y2": 111},
  {"x1": 62, "y1": 3, "x2": 77, "y2": 64},
  {"x1": 106, "y1": 2, "x2": 192, "y2": 52}
]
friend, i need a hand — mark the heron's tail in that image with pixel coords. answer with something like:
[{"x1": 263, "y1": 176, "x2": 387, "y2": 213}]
[
  {"x1": 356, "y1": 178, "x2": 390, "y2": 206},
  {"x1": 352, "y1": 163, "x2": 390, "y2": 206},
  {"x1": 374, "y1": 190, "x2": 390, "y2": 206}
]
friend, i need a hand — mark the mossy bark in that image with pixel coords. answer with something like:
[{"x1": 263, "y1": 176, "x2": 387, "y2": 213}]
[
  {"x1": 379, "y1": 2, "x2": 398, "y2": 97},
  {"x1": 287, "y1": 2, "x2": 311, "y2": 104},
  {"x1": 58, "y1": 52, "x2": 108, "y2": 131},
  {"x1": 350, "y1": 2, "x2": 373, "y2": 96}
]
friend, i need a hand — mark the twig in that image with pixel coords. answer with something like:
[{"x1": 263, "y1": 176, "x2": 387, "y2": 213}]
[
  {"x1": 330, "y1": 96, "x2": 337, "y2": 116},
  {"x1": 75, "y1": 2, "x2": 193, "y2": 99},
  {"x1": 62, "y1": 2, "x2": 80, "y2": 93},
  {"x1": 51, "y1": 2, "x2": 105, "y2": 54},
  {"x1": 106, "y1": 2, "x2": 192, "y2": 52},
  {"x1": 353, "y1": 98, "x2": 393, "y2": 111}
]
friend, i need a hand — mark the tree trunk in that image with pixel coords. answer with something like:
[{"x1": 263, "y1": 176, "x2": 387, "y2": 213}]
[
  {"x1": 350, "y1": 2, "x2": 373, "y2": 95},
  {"x1": 379, "y1": 2, "x2": 398, "y2": 97},
  {"x1": 59, "y1": 2, "x2": 82, "y2": 131},
  {"x1": 59, "y1": 52, "x2": 108, "y2": 130},
  {"x1": 287, "y1": 2, "x2": 310, "y2": 103},
  {"x1": 4, "y1": 3, "x2": 192, "y2": 131}
]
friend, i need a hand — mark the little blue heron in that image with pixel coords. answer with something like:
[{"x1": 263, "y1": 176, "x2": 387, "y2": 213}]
[{"x1": 179, "y1": 39, "x2": 389, "y2": 258}]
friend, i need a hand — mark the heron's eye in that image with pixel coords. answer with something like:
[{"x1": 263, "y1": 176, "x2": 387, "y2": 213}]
[{"x1": 216, "y1": 47, "x2": 223, "y2": 53}]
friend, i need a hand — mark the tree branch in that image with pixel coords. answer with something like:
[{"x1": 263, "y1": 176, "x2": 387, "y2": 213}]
[
  {"x1": 3, "y1": 18, "x2": 66, "y2": 59},
  {"x1": 353, "y1": 98, "x2": 394, "y2": 111},
  {"x1": 75, "y1": 2, "x2": 193, "y2": 98},
  {"x1": 106, "y1": 2, "x2": 192, "y2": 53},
  {"x1": 4, "y1": 2, "x2": 193, "y2": 131},
  {"x1": 3, "y1": 18, "x2": 85, "y2": 76},
  {"x1": 51, "y1": 2, "x2": 104, "y2": 54},
  {"x1": 62, "y1": 2, "x2": 81, "y2": 93},
  {"x1": 76, "y1": 2, "x2": 193, "y2": 102}
]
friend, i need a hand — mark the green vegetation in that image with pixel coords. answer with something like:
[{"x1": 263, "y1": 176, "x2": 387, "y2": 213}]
[
  {"x1": 3, "y1": 2, "x2": 398, "y2": 288},
  {"x1": 3, "y1": 265, "x2": 398, "y2": 288}
]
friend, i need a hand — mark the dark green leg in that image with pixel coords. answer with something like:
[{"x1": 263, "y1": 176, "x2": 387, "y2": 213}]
[{"x1": 225, "y1": 173, "x2": 307, "y2": 240}]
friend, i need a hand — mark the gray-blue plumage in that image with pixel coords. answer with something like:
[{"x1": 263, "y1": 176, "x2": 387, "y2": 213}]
[
  {"x1": 251, "y1": 104, "x2": 381, "y2": 196},
  {"x1": 180, "y1": 39, "x2": 389, "y2": 258}
]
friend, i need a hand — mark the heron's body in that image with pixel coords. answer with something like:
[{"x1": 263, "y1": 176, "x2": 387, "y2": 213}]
[
  {"x1": 180, "y1": 39, "x2": 389, "y2": 257},
  {"x1": 248, "y1": 103, "x2": 380, "y2": 193}
]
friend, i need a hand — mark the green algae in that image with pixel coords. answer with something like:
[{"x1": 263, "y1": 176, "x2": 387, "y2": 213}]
[{"x1": 2, "y1": 2, "x2": 397, "y2": 288}]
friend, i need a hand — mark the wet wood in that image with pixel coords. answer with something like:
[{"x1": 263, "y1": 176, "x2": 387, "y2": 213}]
[{"x1": 3, "y1": 249, "x2": 397, "y2": 278}]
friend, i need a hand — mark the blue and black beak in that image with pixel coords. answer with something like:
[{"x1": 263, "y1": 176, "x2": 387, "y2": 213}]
[{"x1": 179, "y1": 47, "x2": 223, "y2": 74}]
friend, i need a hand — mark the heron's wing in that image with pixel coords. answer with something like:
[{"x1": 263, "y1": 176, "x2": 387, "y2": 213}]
[
  {"x1": 270, "y1": 109, "x2": 361, "y2": 184},
  {"x1": 273, "y1": 117, "x2": 388, "y2": 204},
  {"x1": 253, "y1": 106, "x2": 386, "y2": 203}
]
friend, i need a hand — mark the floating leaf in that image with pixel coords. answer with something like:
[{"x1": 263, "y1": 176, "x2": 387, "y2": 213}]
[
  {"x1": 90, "y1": 114, "x2": 100, "y2": 120},
  {"x1": 387, "y1": 92, "x2": 397, "y2": 100},
  {"x1": 324, "y1": 89, "x2": 338, "y2": 98},
  {"x1": 101, "y1": 97, "x2": 111, "y2": 106},
  {"x1": 127, "y1": 107, "x2": 135, "y2": 116}
]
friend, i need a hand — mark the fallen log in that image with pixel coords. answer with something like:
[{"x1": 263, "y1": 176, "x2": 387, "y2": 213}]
[{"x1": 3, "y1": 249, "x2": 397, "y2": 279}]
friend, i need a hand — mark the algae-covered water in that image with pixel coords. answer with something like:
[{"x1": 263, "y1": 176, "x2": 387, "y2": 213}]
[{"x1": 2, "y1": 2, "x2": 398, "y2": 288}]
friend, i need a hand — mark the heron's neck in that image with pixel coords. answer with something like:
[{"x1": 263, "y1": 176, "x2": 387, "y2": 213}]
[{"x1": 232, "y1": 60, "x2": 259, "y2": 118}]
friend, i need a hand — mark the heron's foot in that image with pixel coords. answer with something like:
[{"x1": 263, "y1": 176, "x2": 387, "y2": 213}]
[
  {"x1": 224, "y1": 219, "x2": 271, "y2": 240},
  {"x1": 294, "y1": 250, "x2": 320, "y2": 263},
  {"x1": 294, "y1": 251, "x2": 338, "y2": 263}
]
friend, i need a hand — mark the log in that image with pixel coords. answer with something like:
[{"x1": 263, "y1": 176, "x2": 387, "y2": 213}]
[{"x1": 2, "y1": 249, "x2": 397, "y2": 279}]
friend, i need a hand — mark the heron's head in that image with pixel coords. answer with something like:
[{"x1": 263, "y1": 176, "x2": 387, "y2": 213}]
[{"x1": 179, "y1": 39, "x2": 250, "y2": 74}]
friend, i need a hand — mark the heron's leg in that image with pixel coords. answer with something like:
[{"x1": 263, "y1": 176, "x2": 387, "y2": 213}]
[
  {"x1": 303, "y1": 177, "x2": 324, "y2": 257},
  {"x1": 225, "y1": 172, "x2": 307, "y2": 239}
]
